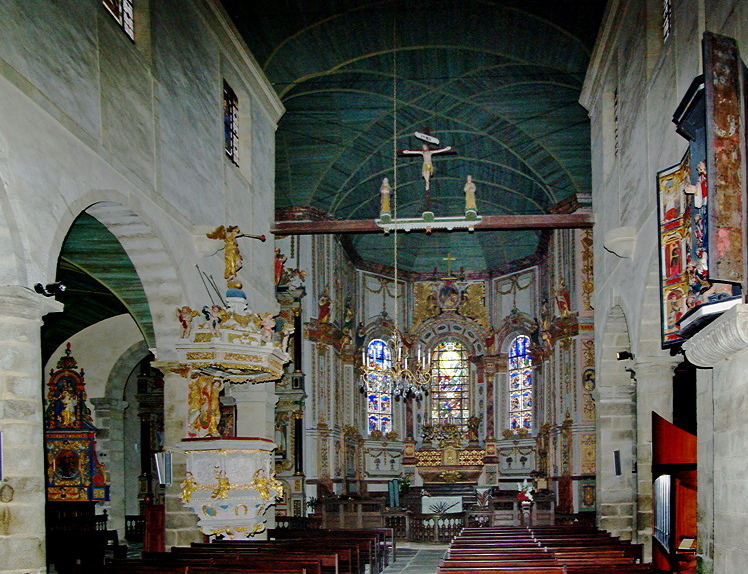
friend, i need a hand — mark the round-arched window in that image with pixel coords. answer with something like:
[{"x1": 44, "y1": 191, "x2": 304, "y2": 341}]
[{"x1": 509, "y1": 335, "x2": 533, "y2": 431}]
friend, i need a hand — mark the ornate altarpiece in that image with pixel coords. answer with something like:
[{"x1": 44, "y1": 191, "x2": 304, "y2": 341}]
[
  {"x1": 658, "y1": 33, "x2": 747, "y2": 346},
  {"x1": 44, "y1": 344, "x2": 109, "y2": 502}
]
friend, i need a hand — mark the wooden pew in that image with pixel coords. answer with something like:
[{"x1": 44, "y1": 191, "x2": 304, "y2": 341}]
[
  {"x1": 269, "y1": 527, "x2": 385, "y2": 572},
  {"x1": 188, "y1": 540, "x2": 351, "y2": 574},
  {"x1": 105, "y1": 559, "x2": 306, "y2": 574},
  {"x1": 437, "y1": 567, "x2": 567, "y2": 574},
  {"x1": 445, "y1": 524, "x2": 653, "y2": 574}
]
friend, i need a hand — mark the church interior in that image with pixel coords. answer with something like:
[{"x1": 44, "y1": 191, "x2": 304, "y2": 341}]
[{"x1": 1, "y1": 1, "x2": 748, "y2": 573}]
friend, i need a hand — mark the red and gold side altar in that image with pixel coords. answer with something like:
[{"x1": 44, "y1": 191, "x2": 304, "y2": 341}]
[{"x1": 44, "y1": 344, "x2": 109, "y2": 502}]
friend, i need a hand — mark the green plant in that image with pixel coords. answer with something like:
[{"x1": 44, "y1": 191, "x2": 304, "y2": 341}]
[
  {"x1": 305, "y1": 496, "x2": 321, "y2": 510},
  {"x1": 398, "y1": 474, "x2": 411, "y2": 493}
]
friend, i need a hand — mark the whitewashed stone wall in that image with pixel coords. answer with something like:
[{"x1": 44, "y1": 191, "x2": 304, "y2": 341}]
[
  {"x1": 582, "y1": 0, "x2": 748, "y2": 563},
  {"x1": 0, "y1": 0, "x2": 283, "y2": 570}
]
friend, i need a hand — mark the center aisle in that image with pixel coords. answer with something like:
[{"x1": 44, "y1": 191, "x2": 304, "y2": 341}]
[{"x1": 382, "y1": 544, "x2": 448, "y2": 574}]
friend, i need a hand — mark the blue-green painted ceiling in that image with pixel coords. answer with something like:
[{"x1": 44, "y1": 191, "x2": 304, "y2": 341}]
[
  {"x1": 222, "y1": 0, "x2": 605, "y2": 273},
  {"x1": 42, "y1": 213, "x2": 154, "y2": 363}
]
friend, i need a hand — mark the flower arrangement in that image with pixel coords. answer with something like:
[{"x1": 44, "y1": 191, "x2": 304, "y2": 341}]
[{"x1": 516, "y1": 479, "x2": 534, "y2": 503}]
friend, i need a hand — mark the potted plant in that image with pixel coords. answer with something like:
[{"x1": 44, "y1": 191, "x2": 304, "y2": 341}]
[{"x1": 305, "y1": 496, "x2": 321, "y2": 515}]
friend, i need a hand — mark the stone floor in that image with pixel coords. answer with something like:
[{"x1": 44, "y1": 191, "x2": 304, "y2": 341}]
[{"x1": 384, "y1": 543, "x2": 448, "y2": 574}]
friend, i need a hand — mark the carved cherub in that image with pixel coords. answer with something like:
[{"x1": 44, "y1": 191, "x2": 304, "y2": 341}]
[
  {"x1": 261, "y1": 313, "x2": 276, "y2": 343},
  {"x1": 180, "y1": 471, "x2": 197, "y2": 502},
  {"x1": 211, "y1": 468, "x2": 231, "y2": 499},
  {"x1": 177, "y1": 306, "x2": 199, "y2": 338}
]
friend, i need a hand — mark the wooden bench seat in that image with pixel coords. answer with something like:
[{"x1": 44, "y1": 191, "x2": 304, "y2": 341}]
[
  {"x1": 439, "y1": 559, "x2": 562, "y2": 568},
  {"x1": 177, "y1": 545, "x2": 345, "y2": 574},
  {"x1": 269, "y1": 528, "x2": 383, "y2": 572},
  {"x1": 105, "y1": 560, "x2": 307, "y2": 574},
  {"x1": 437, "y1": 567, "x2": 567, "y2": 574}
]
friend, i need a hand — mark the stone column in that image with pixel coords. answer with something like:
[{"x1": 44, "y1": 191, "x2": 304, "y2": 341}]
[
  {"x1": 684, "y1": 304, "x2": 748, "y2": 574},
  {"x1": 0, "y1": 285, "x2": 62, "y2": 574},
  {"x1": 90, "y1": 397, "x2": 129, "y2": 536},
  {"x1": 595, "y1": 380, "x2": 636, "y2": 540},
  {"x1": 155, "y1": 367, "x2": 199, "y2": 548},
  {"x1": 628, "y1": 357, "x2": 679, "y2": 559}
]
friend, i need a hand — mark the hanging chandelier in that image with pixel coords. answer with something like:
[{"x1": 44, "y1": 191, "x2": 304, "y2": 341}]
[
  {"x1": 359, "y1": 9, "x2": 430, "y2": 400},
  {"x1": 360, "y1": 329, "x2": 431, "y2": 399}
]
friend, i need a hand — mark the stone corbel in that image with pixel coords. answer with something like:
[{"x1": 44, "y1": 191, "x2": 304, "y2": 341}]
[
  {"x1": 603, "y1": 226, "x2": 637, "y2": 258},
  {"x1": 683, "y1": 304, "x2": 748, "y2": 367}
]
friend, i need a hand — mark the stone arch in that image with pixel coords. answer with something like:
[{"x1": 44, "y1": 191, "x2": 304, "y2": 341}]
[
  {"x1": 108, "y1": 339, "x2": 151, "y2": 401},
  {"x1": 49, "y1": 197, "x2": 186, "y2": 361},
  {"x1": 411, "y1": 314, "x2": 487, "y2": 356}
]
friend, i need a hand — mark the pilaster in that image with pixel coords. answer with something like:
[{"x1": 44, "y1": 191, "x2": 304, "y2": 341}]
[
  {"x1": 595, "y1": 380, "x2": 636, "y2": 540},
  {"x1": 89, "y1": 397, "x2": 128, "y2": 535},
  {"x1": 684, "y1": 305, "x2": 748, "y2": 574},
  {"x1": 154, "y1": 367, "x2": 199, "y2": 548},
  {"x1": 628, "y1": 356, "x2": 680, "y2": 559},
  {"x1": 0, "y1": 285, "x2": 62, "y2": 574}
]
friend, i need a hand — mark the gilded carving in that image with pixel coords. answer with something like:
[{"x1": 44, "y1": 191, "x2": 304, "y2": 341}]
[
  {"x1": 581, "y1": 230, "x2": 594, "y2": 310},
  {"x1": 188, "y1": 374, "x2": 224, "y2": 438},
  {"x1": 211, "y1": 468, "x2": 231, "y2": 499},
  {"x1": 458, "y1": 283, "x2": 490, "y2": 329},
  {"x1": 180, "y1": 471, "x2": 197, "y2": 502},
  {"x1": 412, "y1": 283, "x2": 439, "y2": 331}
]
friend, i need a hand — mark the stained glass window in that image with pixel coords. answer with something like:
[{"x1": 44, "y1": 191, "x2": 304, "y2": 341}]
[
  {"x1": 509, "y1": 335, "x2": 533, "y2": 431},
  {"x1": 429, "y1": 340, "x2": 469, "y2": 430},
  {"x1": 103, "y1": 0, "x2": 134, "y2": 41},
  {"x1": 224, "y1": 82, "x2": 239, "y2": 166},
  {"x1": 366, "y1": 339, "x2": 392, "y2": 434}
]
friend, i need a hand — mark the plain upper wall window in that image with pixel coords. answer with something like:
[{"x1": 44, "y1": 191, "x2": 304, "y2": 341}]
[
  {"x1": 224, "y1": 81, "x2": 240, "y2": 166},
  {"x1": 103, "y1": 0, "x2": 134, "y2": 41}
]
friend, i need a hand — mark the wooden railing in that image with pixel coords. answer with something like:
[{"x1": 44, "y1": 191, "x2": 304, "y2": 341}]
[
  {"x1": 275, "y1": 515, "x2": 323, "y2": 529},
  {"x1": 125, "y1": 514, "x2": 145, "y2": 542},
  {"x1": 410, "y1": 513, "x2": 465, "y2": 543}
]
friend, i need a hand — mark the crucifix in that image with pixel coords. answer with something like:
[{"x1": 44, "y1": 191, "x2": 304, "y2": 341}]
[
  {"x1": 443, "y1": 253, "x2": 457, "y2": 277},
  {"x1": 399, "y1": 129, "x2": 457, "y2": 200}
]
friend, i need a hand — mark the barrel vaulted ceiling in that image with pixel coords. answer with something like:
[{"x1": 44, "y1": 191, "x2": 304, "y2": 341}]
[{"x1": 222, "y1": 0, "x2": 606, "y2": 274}]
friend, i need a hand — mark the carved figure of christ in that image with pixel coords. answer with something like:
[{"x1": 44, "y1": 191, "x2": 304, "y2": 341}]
[{"x1": 400, "y1": 143, "x2": 454, "y2": 191}]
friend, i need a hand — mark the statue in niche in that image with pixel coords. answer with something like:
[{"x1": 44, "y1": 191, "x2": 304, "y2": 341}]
[
  {"x1": 274, "y1": 248, "x2": 287, "y2": 286},
  {"x1": 554, "y1": 280, "x2": 571, "y2": 317},
  {"x1": 59, "y1": 386, "x2": 78, "y2": 427},
  {"x1": 317, "y1": 287, "x2": 331, "y2": 323},
  {"x1": 467, "y1": 415, "x2": 481, "y2": 443},
  {"x1": 341, "y1": 297, "x2": 354, "y2": 344}
]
